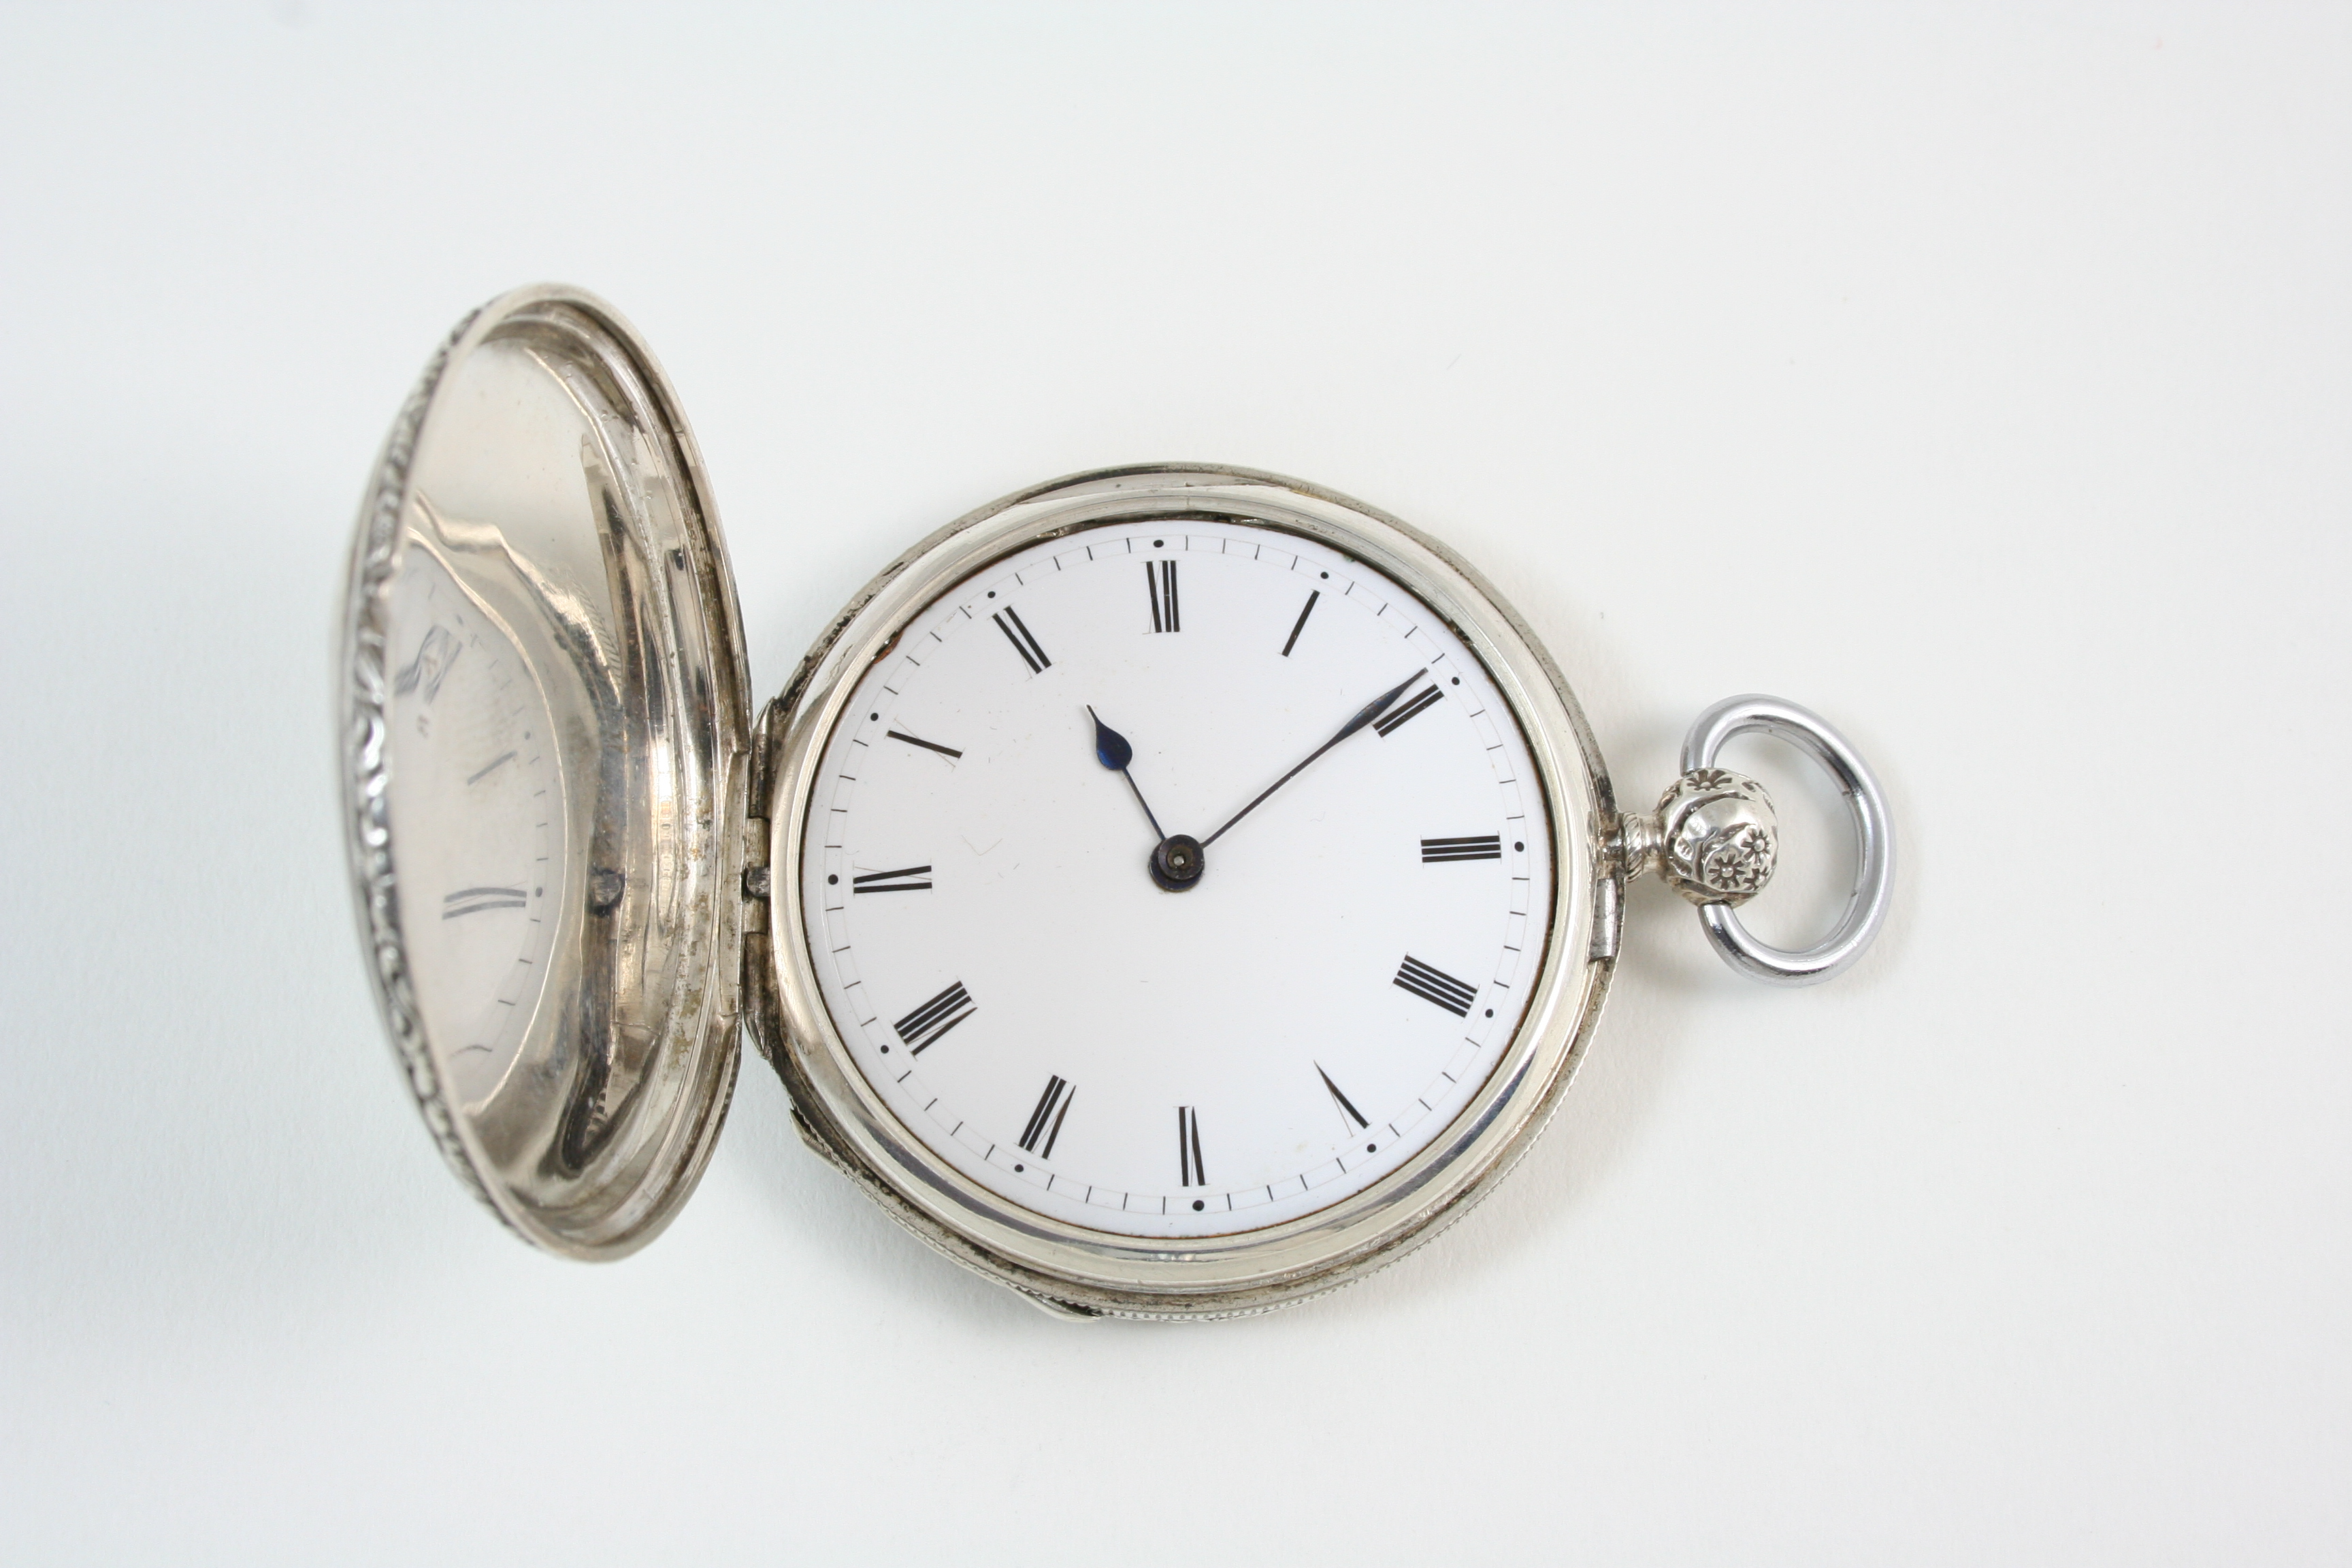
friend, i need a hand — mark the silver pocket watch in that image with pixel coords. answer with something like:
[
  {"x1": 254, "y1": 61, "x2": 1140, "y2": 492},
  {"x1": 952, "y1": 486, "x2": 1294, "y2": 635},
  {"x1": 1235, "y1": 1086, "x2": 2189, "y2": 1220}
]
[{"x1": 339, "y1": 284, "x2": 1894, "y2": 1320}]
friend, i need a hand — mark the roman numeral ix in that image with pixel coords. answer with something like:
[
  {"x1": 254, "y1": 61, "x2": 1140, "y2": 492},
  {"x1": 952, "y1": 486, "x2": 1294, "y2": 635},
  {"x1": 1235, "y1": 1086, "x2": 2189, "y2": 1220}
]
[
  {"x1": 1316, "y1": 1064, "x2": 1369, "y2": 1130},
  {"x1": 1421, "y1": 834, "x2": 1501, "y2": 862},
  {"x1": 852, "y1": 864, "x2": 932, "y2": 894},
  {"x1": 1177, "y1": 1105, "x2": 1207, "y2": 1186},
  {"x1": 992, "y1": 605, "x2": 1051, "y2": 673},
  {"x1": 1394, "y1": 954, "x2": 1477, "y2": 1017},
  {"x1": 1019, "y1": 1075, "x2": 1074, "y2": 1158},
  {"x1": 893, "y1": 980, "x2": 975, "y2": 1054},
  {"x1": 1373, "y1": 681, "x2": 1443, "y2": 738},
  {"x1": 443, "y1": 885, "x2": 526, "y2": 919},
  {"x1": 1145, "y1": 559, "x2": 1180, "y2": 632}
]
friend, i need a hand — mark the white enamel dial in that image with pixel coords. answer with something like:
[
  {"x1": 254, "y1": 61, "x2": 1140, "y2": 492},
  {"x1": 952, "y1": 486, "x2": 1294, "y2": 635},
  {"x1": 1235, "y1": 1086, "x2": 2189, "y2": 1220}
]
[
  {"x1": 798, "y1": 518, "x2": 1555, "y2": 1241},
  {"x1": 384, "y1": 545, "x2": 566, "y2": 1106}
]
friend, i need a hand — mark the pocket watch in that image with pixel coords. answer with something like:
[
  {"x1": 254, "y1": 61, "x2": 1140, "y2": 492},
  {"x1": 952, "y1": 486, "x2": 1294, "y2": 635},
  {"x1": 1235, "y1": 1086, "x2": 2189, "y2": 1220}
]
[{"x1": 339, "y1": 284, "x2": 1894, "y2": 1320}]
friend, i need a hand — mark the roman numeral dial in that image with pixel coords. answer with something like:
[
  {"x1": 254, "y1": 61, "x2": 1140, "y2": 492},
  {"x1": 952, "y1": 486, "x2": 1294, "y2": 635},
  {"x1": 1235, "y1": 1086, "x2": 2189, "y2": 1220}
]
[{"x1": 801, "y1": 517, "x2": 1556, "y2": 1242}]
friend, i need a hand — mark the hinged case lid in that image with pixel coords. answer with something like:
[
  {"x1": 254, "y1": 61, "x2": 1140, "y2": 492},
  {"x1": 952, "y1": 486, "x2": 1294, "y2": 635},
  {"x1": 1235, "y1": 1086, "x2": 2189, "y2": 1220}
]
[{"x1": 340, "y1": 285, "x2": 752, "y2": 1258}]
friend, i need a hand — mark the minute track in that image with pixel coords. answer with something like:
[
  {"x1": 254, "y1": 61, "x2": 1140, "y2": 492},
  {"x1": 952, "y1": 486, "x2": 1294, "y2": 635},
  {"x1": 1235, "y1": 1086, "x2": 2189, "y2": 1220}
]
[{"x1": 801, "y1": 517, "x2": 1556, "y2": 1242}]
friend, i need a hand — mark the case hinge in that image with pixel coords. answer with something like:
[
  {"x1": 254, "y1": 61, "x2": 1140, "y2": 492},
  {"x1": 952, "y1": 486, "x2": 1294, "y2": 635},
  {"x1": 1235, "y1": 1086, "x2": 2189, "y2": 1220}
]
[{"x1": 740, "y1": 813, "x2": 770, "y2": 934}]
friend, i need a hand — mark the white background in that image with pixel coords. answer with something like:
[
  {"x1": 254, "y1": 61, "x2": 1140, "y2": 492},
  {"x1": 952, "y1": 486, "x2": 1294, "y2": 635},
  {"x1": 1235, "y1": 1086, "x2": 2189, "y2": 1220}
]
[{"x1": 1, "y1": 5, "x2": 2345, "y2": 1563}]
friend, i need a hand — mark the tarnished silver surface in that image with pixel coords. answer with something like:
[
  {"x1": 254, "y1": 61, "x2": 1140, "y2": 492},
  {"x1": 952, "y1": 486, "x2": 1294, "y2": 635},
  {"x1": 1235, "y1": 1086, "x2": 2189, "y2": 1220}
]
[
  {"x1": 339, "y1": 286, "x2": 751, "y2": 1258},
  {"x1": 344, "y1": 282, "x2": 1895, "y2": 1312},
  {"x1": 749, "y1": 466, "x2": 1618, "y2": 1320},
  {"x1": 1622, "y1": 768, "x2": 1779, "y2": 907},
  {"x1": 1661, "y1": 695, "x2": 1894, "y2": 987}
]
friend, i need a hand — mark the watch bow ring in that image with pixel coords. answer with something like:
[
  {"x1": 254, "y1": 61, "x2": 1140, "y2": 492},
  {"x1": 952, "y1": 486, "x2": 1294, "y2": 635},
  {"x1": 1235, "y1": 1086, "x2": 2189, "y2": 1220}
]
[{"x1": 1620, "y1": 694, "x2": 1895, "y2": 987}]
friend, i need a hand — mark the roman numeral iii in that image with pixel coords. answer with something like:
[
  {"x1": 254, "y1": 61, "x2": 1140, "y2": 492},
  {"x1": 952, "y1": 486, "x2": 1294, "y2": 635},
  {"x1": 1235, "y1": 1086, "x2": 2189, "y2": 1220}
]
[
  {"x1": 894, "y1": 980, "x2": 975, "y2": 1054},
  {"x1": 1019, "y1": 1075, "x2": 1074, "y2": 1158},
  {"x1": 1393, "y1": 954, "x2": 1477, "y2": 1017},
  {"x1": 1421, "y1": 834, "x2": 1501, "y2": 862},
  {"x1": 1177, "y1": 1105, "x2": 1207, "y2": 1186},
  {"x1": 991, "y1": 605, "x2": 1051, "y2": 673},
  {"x1": 1145, "y1": 559, "x2": 1180, "y2": 632},
  {"x1": 852, "y1": 864, "x2": 932, "y2": 894}
]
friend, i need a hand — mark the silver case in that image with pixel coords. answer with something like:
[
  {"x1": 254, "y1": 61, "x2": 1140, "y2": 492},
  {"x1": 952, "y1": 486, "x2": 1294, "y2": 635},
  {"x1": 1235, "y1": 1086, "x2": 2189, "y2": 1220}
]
[
  {"x1": 340, "y1": 285, "x2": 751, "y2": 1260},
  {"x1": 742, "y1": 466, "x2": 1622, "y2": 1320}
]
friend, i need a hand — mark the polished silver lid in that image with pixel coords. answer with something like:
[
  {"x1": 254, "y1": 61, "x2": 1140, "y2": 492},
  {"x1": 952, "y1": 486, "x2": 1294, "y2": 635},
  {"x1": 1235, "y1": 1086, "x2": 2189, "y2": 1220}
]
[{"x1": 339, "y1": 285, "x2": 752, "y2": 1258}]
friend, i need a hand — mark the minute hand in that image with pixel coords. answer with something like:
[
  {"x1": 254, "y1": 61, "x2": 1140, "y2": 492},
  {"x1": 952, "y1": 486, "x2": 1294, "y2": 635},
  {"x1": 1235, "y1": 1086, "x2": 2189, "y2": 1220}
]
[{"x1": 1199, "y1": 668, "x2": 1428, "y2": 849}]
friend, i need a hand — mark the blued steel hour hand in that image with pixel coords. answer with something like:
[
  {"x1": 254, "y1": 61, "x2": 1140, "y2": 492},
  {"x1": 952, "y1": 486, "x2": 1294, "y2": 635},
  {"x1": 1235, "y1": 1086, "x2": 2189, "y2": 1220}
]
[
  {"x1": 1088, "y1": 706, "x2": 1208, "y2": 892},
  {"x1": 1198, "y1": 667, "x2": 1428, "y2": 849},
  {"x1": 1087, "y1": 706, "x2": 1169, "y2": 841}
]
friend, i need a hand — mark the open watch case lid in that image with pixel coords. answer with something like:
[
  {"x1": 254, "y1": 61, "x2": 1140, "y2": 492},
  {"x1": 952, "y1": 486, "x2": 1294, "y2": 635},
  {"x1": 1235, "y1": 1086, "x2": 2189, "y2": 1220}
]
[{"x1": 340, "y1": 285, "x2": 753, "y2": 1258}]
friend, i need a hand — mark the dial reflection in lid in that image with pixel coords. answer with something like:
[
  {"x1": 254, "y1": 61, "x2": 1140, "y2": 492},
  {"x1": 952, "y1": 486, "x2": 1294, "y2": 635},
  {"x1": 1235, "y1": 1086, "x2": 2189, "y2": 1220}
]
[
  {"x1": 382, "y1": 544, "x2": 562, "y2": 1109},
  {"x1": 340, "y1": 287, "x2": 751, "y2": 1258}
]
